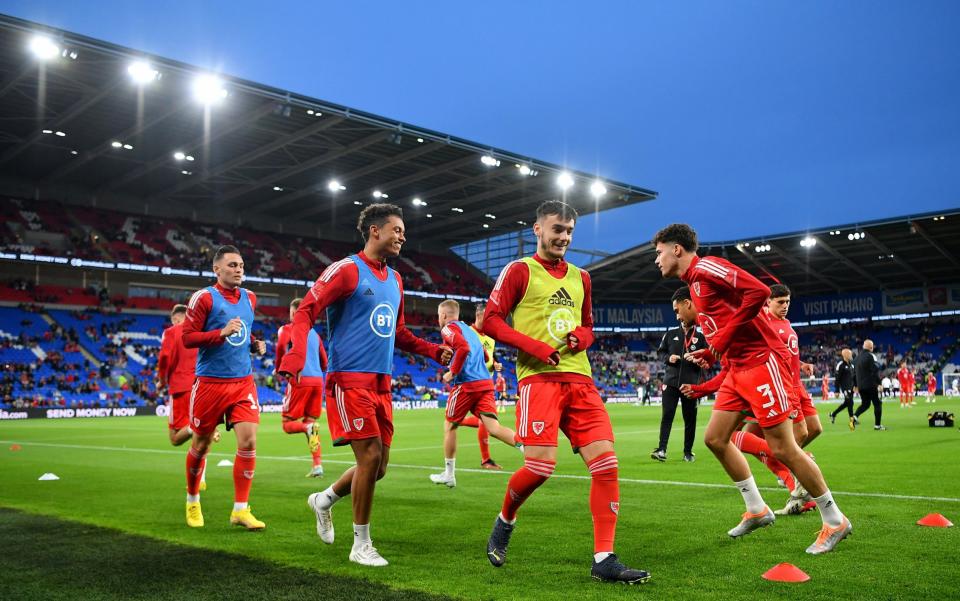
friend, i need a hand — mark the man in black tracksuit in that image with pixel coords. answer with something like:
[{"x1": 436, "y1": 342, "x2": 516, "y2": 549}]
[
  {"x1": 830, "y1": 348, "x2": 856, "y2": 425},
  {"x1": 853, "y1": 339, "x2": 886, "y2": 431},
  {"x1": 651, "y1": 286, "x2": 705, "y2": 462}
]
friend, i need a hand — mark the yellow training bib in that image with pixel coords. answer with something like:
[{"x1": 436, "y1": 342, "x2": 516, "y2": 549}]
[{"x1": 511, "y1": 257, "x2": 592, "y2": 381}]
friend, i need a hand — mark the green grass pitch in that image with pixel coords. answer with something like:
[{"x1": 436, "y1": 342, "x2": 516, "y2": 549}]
[{"x1": 2, "y1": 399, "x2": 958, "y2": 600}]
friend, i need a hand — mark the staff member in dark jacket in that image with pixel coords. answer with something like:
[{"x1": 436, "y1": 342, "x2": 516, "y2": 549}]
[
  {"x1": 651, "y1": 286, "x2": 705, "y2": 463},
  {"x1": 853, "y1": 339, "x2": 886, "y2": 431},
  {"x1": 830, "y1": 348, "x2": 856, "y2": 426}
]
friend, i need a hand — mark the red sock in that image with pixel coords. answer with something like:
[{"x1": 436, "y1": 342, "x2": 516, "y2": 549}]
[
  {"x1": 587, "y1": 452, "x2": 620, "y2": 553},
  {"x1": 732, "y1": 431, "x2": 795, "y2": 492},
  {"x1": 501, "y1": 458, "x2": 554, "y2": 520},
  {"x1": 283, "y1": 420, "x2": 307, "y2": 434},
  {"x1": 185, "y1": 446, "x2": 206, "y2": 496},
  {"x1": 233, "y1": 448, "x2": 256, "y2": 504},
  {"x1": 732, "y1": 430, "x2": 771, "y2": 457},
  {"x1": 460, "y1": 415, "x2": 480, "y2": 428},
  {"x1": 478, "y1": 422, "x2": 491, "y2": 462}
]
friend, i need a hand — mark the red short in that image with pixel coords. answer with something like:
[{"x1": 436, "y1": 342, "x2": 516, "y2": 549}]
[
  {"x1": 714, "y1": 353, "x2": 798, "y2": 429},
  {"x1": 516, "y1": 381, "x2": 614, "y2": 451},
  {"x1": 797, "y1": 385, "x2": 817, "y2": 418},
  {"x1": 282, "y1": 383, "x2": 324, "y2": 420},
  {"x1": 446, "y1": 386, "x2": 498, "y2": 424},
  {"x1": 168, "y1": 390, "x2": 191, "y2": 430},
  {"x1": 188, "y1": 377, "x2": 260, "y2": 436},
  {"x1": 327, "y1": 382, "x2": 393, "y2": 447}
]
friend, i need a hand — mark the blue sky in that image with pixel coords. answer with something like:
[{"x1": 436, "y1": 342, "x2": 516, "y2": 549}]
[{"x1": 4, "y1": 0, "x2": 959, "y2": 253}]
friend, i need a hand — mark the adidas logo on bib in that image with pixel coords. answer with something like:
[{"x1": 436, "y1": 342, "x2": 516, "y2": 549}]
[{"x1": 548, "y1": 287, "x2": 575, "y2": 307}]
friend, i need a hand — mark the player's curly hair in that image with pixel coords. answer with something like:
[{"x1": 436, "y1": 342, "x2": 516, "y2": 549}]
[
  {"x1": 653, "y1": 224, "x2": 698, "y2": 252},
  {"x1": 357, "y1": 203, "x2": 404, "y2": 241},
  {"x1": 769, "y1": 284, "x2": 791, "y2": 299},
  {"x1": 670, "y1": 286, "x2": 691, "y2": 303},
  {"x1": 536, "y1": 200, "x2": 578, "y2": 223}
]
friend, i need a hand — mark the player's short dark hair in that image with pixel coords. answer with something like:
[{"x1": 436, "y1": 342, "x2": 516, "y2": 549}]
[
  {"x1": 357, "y1": 203, "x2": 403, "y2": 241},
  {"x1": 536, "y1": 200, "x2": 578, "y2": 223},
  {"x1": 769, "y1": 284, "x2": 791, "y2": 299},
  {"x1": 170, "y1": 304, "x2": 188, "y2": 317},
  {"x1": 213, "y1": 245, "x2": 241, "y2": 263},
  {"x1": 653, "y1": 224, "x2": 698, "y2": 252},
  {"x1": 671, "y1": 286, "x2": 691, "y2": 303},
  {"x1": 290, "y1": 297, "x2": 302, "y2": 310}
]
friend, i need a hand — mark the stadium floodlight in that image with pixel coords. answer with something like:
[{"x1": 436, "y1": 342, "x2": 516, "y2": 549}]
[
  {"x1": 426, "y1": 213, "x2": 432, "y2": 218},
  {"x1": 452, "y1": 207, "x2": 464, "y2": 213},
  {"x1": 192, "y1": 75, "x2": 227, "y2": 105},
  {"x1": 517, "y1": 164, "x2": 531, "y2": 175},
  {"x1": 412, "y1": 198, "x2": 427, "y2": 207},
  {"x1": 42, "y1": 129, "x2": 53, "y2": 134},
  {"x1": 416, "y1": 137, "x2": 425, "y2": 143},
  {"x1": 372, "y1": 190, "x2": 385, "y2": 199},
  {"x1": 353, "y1": 201, "x2": 362, "y2": 205},
  {"x1": 800, "y1": 236, "x2": 816, "y2": 248},
  {"x1": 110, "y1": 141, "x2": 122, "y2": 148},
  {"x1": 272, "y1": 186, "x2": 283, "y2": 192},
  {"x1": 127, "y1": 61, "x2": 160, "y2": 84},
  {"x1": 485, "y1": 213, "x2": 496, "y2": 220},
  {"x1": 590, "y1": 180, "x2": 607, "y2": 198},
  {"x1": 483, "y1": 224, "x2": 490, "y2": 228},
  {"x1": 173, "y1": 151, "x2": 186, "y2": 161},
  {"x1": 123, "y1": 144, "x2": 133, "y2": 150},
  {"x1": 55, "y1": 131, "x2": 66, "y2": 137},
  {"x1": 517, "y1": 220, "x2": 527, "y2": 225},
  {"x1": 480, "y1": 155, "x2": 500, "y2": 167},
  {"x1": 29, "y1": 35, "x2": 60, "y2": 60},
  {"x1": 557, "y1": 172, "x2": 575, "y2": 190},
  {"x1": 327, "y1": 180, "x2": 344, "y2": 192}
]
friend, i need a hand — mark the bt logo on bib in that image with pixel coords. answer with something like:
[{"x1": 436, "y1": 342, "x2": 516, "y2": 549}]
[
  {"x1": 225, "y1": 320, "x2": 249, "y2": 347},
  {"x1": 546, "y1": 307, "x2": 577, "y2": 342},
  {"x1": 369, "y1": 303, "x2": 396, "y2": 338}
]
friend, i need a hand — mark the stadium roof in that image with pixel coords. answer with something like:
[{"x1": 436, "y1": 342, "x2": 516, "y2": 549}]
[
  {"x1": 0, "y1": 14, "x2": 656, "y2": 249},
  {"x1": 587, "y1": 208, "x2": 960, "y2": 303}
]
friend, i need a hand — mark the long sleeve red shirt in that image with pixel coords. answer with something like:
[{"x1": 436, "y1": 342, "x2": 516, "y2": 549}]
[
  {"x1": 482, "y1": 253, "x2": 596, "y2": 385},
  {"x1": 680, "y1": 255, "x2": 787, "y2": 372},
  {"x1": 156, "y1": 322, "x2": 198, "y2": 395},
  {"x1": 441, "y1": 321, "x2": 492, "y2": 392},
  {"x1": 278, "y1": 251, "x2": 442, "y2": 393},
  {"x1": 182, "y1": 283, "x2": 258, "y2": 348},
  {"x1": 181, "y1": 282, "x2": 257, "y2": 383}
]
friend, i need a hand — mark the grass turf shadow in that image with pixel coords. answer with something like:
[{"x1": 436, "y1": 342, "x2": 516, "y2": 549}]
[{"x1": 0, "y1": 508, "x2": 458, "y2": 601}]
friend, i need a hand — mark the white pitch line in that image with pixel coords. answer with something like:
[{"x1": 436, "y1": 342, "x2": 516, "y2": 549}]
[{"x1": 3, "y1": 439, "x2": 958, "y2": 504}]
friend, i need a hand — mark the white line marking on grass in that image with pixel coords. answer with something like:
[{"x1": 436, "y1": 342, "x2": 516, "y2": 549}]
[{"x1": 4, "y1": 439, "x2": 958, "y2": 504}]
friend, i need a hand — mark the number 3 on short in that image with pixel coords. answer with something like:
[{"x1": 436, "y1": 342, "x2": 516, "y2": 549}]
[
  {"x1": 756, "y1": 383, "x2": 776, "y2": 408},
  {"x1": 247, "y1": 393, "x2": 260, "y2": 412}
]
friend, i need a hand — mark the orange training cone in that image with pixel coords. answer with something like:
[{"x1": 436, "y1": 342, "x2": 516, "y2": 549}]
[
  {"x1": 917, "y1": 513, "x2": 953, "y2": 528},
  {"x1": 9, "y1": 444, "x2": 21, "y2": 451},
  {"x1": 762, "y1": 563, "x2": 810, "y2": 583}
]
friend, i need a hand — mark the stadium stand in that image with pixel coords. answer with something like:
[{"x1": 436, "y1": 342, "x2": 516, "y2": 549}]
[{"x1": 1, "y1": 196, "x2": 490, "y2": 297}]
